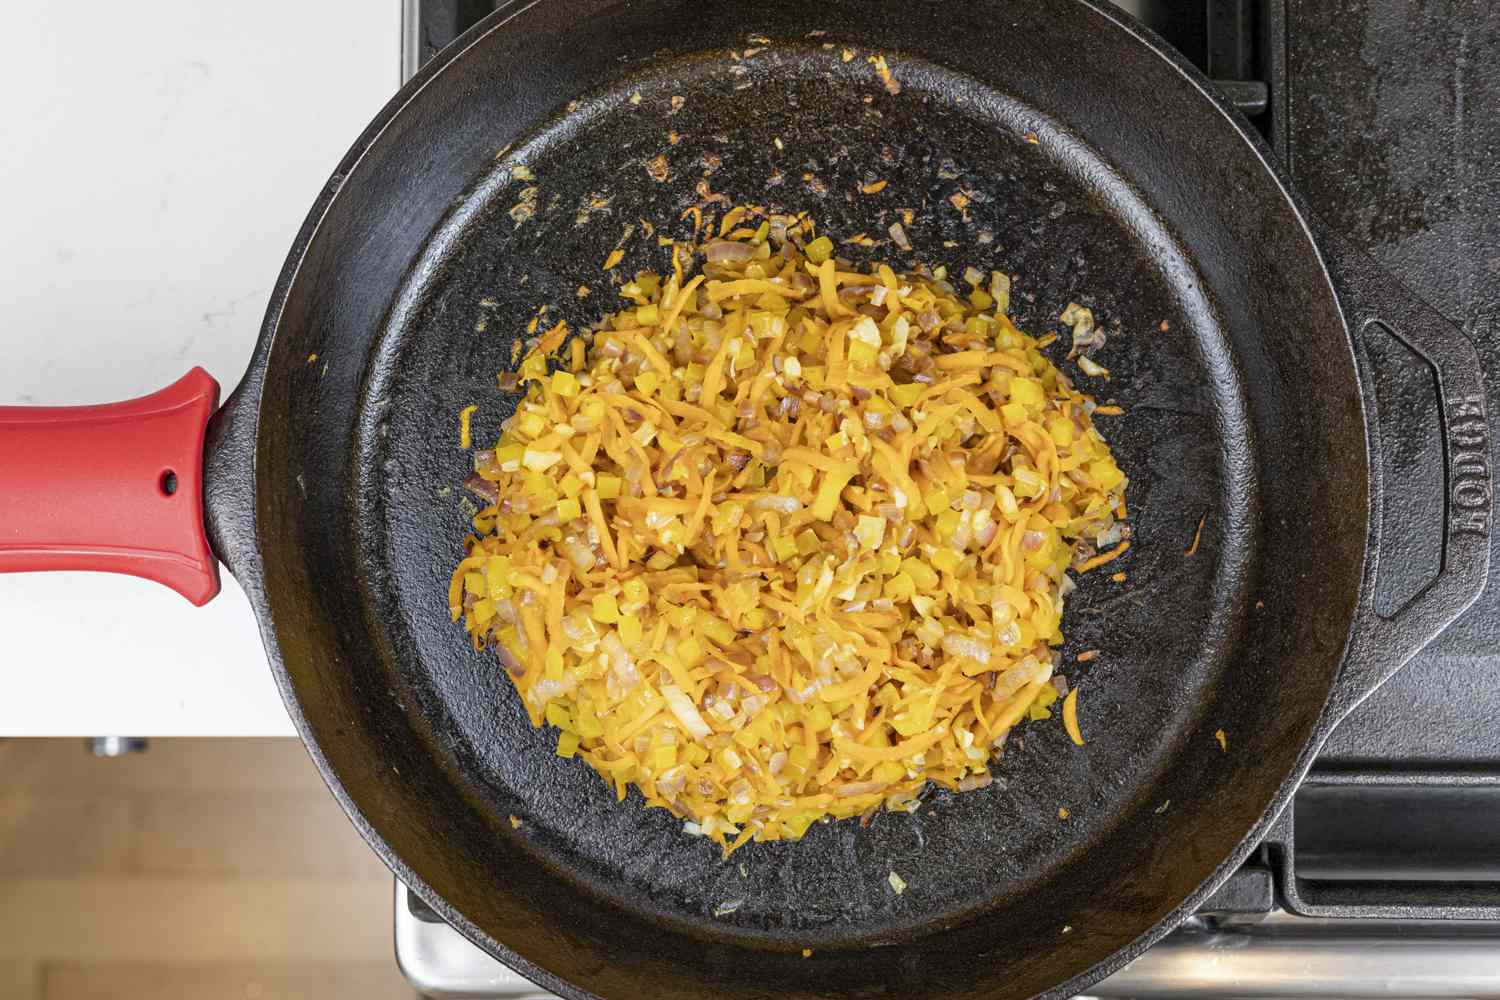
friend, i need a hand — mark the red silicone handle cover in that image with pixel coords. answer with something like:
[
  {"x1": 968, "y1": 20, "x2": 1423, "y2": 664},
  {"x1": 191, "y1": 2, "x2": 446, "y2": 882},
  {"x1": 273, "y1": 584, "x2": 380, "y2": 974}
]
[{"x1": 0, "y1": 369, "x2": 222, "y2": 605}]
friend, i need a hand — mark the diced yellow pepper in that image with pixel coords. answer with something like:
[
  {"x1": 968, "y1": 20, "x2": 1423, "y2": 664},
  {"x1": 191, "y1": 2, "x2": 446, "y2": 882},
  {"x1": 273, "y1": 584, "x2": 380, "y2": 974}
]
[
  {"x1": 485, "y1": 558, "x2": 512, "y2": 599},
  {"x1": 515, "y1": 410, "x2": 547, "y2": 438},
  {"x1": 651, "y1": 744, "x2": 677, "y2": 770},
  {"x1": 931, "y1": 548, "x2": 962, "y2": 574},
  {"x1": 878, "y1": 549, "x2": 902, "y2": 576},
  {"x1": 556, "y1": 497, "x2": 582, "y2": 521},
  {"x1": 1090, "y1": 459, "x2": 1125, "y2": 491},
  {"x1": 884, "y1": 572, "x2": 916, "y2": 602},
  {"x1": 618, "y1": 614, "x2": 643, "y2": 645},
  {"x1": 771, "y1": 534, "x2": 799, "y2": 562},
  {"x1": 888, "y1": 383, "x2": 924, "y2": 408},
  {"x1": 592, "y1": 593, "x2": 620, "y2": 624},
  {"x1": 784, "y1": 812, "x2": 818, "y2": 838},
  {"x1": 1010, "y1": 377, "x2": 1044, "y2": 406},
  {"x1": 924, "y1": 488, "x2": 952, "y2": 517},
  {"x1": 848, "y1": 340, "x2": 878, "y2": 366},
  {"x1": 891, "y1": 704, "x2": 932, "y2": 737},
  {"x1": 1047, "y1": 416, "x2": 1075, "y2": 447},
  {"x1": 551, "y1": 371, "x2": 580, "y2": 397},
  {"x1": 676, "y1": 635, "x2": 704, "y2": 667},
  {"x1": 902, "y1": 558, "x2": 940, "y2": 591},
  {"x1": 622, "y1": 578, "x2": 648, "y2": 606},
  {"x1": 464, "y1": 572, "x2": 486, "y2": 596},
  {"x1": 854, "y1": 514, "x2": 886, "y2": 549},
  {"x1": 805, "y1": 236, "x2": 834, "y2": 264},
  {"x1": 575, "y1": 703, "x2": 604, "y2": 738},
  {"x1": 796, "y1": 529, "x2": 821, "y2": 556},
  {"x1": 636, "y1": 303, "x2": 660, "y2": 326},
  {"x1": 559, "y1": 472, "x2": 583, "y2": 498},
  {"x1": 635, "y1": 371, "x2": 660, "y2": 396},
  {"x1": 702, "y1": 615, "x2": 737, "y2": 646},
  {"x1": 546, "y1": 702, "x2": 574, "y2": 730},
  {"x1": 495, "y1": 443, "x2": 524, "y2": 471},
  {"x1": 556, "y1": 731, "x2": 581, "y2": 757},
  {"x1": 596, "y1": 475, "x2": 622, "y2": 500},
  {"x1": 522, "y1": 448, "x2": 562, "y2": 472}
]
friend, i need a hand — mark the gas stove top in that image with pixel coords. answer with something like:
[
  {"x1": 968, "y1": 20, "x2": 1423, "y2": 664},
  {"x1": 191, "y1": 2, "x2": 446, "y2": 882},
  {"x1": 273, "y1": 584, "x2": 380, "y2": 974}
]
[{"x1": 393, "y1": 1, "x2": 1500, "y2": 996}]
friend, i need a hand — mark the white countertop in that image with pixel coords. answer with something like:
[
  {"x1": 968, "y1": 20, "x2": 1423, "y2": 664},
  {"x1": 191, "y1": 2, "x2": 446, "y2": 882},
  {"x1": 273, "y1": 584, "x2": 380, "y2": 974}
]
[{"x1": 0, "y1": 1, "x2": 399, "y2": 736}]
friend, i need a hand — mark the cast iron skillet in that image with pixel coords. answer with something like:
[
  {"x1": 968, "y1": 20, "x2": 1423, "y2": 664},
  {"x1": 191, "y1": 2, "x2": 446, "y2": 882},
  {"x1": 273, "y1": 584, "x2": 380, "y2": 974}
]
[{"x1": 0, "y1": 1, "x2": 1492, "y2": 997}]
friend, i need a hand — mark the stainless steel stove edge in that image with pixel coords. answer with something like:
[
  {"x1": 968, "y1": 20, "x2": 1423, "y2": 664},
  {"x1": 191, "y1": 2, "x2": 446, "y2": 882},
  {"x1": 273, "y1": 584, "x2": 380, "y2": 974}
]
[{"x1": 396, "y1": 880, "x2": 1500, "y2": 999}]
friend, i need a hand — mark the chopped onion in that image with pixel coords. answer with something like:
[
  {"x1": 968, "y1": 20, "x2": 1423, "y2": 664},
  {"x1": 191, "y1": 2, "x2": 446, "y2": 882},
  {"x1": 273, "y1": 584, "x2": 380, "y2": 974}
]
[
  {"x1": 464, "y1": 473, "x2": 499, "y2": 503},
  {"x1": 942, "y1": 631, "x2": 992, "y2": 664},
  {"x1": 662, "y1": 685, "x2": 712, "y2": 740},
  {"x1": 750, "y1": 495, "x2": 802, "y2": 514},
  {"x1": 704, "y1": 239, "x2": 755, "y2": 263},
  {"x1": 834, "y1": 781, "x2": 885, "y2": 797}
]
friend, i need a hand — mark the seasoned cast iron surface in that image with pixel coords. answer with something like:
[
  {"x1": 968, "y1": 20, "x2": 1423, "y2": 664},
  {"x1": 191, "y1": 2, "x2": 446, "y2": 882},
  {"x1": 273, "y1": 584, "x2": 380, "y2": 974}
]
[
  {"x1": 245, "y1": 1, "x2": 1371, "y2": 996},
  {"x1": 366, "y1": 46, "x2": 1241, "y2": 940}
]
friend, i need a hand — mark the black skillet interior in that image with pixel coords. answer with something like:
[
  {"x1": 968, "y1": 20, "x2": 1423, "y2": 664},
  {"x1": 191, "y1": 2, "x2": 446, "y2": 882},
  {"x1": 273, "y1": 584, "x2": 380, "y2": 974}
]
[{"x1": 244, "y1": 2, "x2": 1370, "y2": 997}]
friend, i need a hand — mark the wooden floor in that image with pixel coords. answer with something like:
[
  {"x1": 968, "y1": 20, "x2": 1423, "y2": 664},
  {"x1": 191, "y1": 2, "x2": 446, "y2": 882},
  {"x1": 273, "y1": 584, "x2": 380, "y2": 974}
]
[{"x1": 0, "y1": 739, "x2": 419, "y2": 1000}]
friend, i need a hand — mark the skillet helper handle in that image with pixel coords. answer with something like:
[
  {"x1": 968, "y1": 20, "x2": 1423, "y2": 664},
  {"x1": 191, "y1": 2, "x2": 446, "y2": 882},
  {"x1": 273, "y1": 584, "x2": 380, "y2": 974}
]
[
  {"x1": 0, "y1": 369, "x2": 222, "y2": 606},
  {"x1": 1315, "y1": 225, "x2": 1492, "y2": 721}
]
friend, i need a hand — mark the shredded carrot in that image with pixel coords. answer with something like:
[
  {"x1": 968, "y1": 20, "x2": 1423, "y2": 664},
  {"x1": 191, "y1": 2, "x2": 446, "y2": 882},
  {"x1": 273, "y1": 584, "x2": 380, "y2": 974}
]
[
  {"x1": 1075, "y1": 541, "x2": 1129, "y2": 573},
  {"x1": 449, "y1": 208, "x2": 1129, "y2": 854},
  {"x1": 458, "y1": 405, "x2": 478, "y2": 449},
  {"x1": 1185, "y1": 515, "x2": 1206, "y2": 556},
  {"x1": 1062, "y1": 687, "x2": 1084, "y2": 746}
]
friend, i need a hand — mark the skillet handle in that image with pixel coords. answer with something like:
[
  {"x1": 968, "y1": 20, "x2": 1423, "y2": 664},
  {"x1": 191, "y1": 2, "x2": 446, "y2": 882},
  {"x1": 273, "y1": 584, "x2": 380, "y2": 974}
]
[
  {"x1": 0, "y1": 369, "x2": 222, "y2": 605},
  {"x1": 1316, "y1": 226, "x2": 1492, "y2": 721}
]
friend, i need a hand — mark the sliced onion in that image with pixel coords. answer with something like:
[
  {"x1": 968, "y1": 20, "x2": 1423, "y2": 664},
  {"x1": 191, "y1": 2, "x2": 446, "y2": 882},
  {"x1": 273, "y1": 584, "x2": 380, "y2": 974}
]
[
  {"x1": 750, "y1": 495, "x2": 802, "y2": 514},
  {"x1": 562, "y1": 536, "x2": 597, "y2": 571},
  {"x1": 704, "y1": 239, "x2": 755, "y2": 263},
  {"x1": 942, "y1": 631, "x2": 992, "y2": 665},
  {"x1": 834, "y1": 781, "x2": 885, "y2": 797},
  {"x1": 662, "y1": 684, "x2": 712, "y2": 740},
  {"x1": 464, "y1": 473, "x2": 499, "y2": 504}
]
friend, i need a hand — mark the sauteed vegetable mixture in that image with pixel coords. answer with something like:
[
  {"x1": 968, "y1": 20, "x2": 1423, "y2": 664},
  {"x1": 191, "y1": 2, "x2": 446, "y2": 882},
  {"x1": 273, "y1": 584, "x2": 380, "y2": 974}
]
[{"x1": 451, "y1": 208, "x2": 1127, "y2": 854}]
